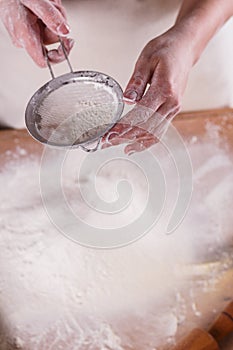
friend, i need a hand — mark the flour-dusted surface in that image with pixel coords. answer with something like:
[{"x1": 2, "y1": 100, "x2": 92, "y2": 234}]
[
  {"x1": 37, "y1": 81, "x2": 120, "y2": 145},
  {"x1": 0, "y1": 115, "x2": 233, "y2": 349}
]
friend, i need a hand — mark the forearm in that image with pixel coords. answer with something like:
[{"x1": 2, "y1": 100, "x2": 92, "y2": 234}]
[{"x1": 174, "y1": 0, "x2": 233, "y2": 64}]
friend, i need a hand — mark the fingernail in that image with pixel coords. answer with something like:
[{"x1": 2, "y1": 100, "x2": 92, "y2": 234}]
[
  {"x1": 47, "y1": 50, "x2": 58, "y2": 61},
  {"x1": 69, "y1": 39, "x2": 75, "y2": 47},
  {"x1": 101, "y1": 143, "x2": 111, "y2": 150},
  {"x1": 127, "y1": 150, "x2": 135, "y2": 156},
  {"x1": 124, "y1": 90, "x2": 138, "y2": 102},
  {"x1": 57, "y1": 22, "x2": 70, "y2": 36},
  {"x1": 106, "y1": 131, "x2": 119, "y2": 142},
  {"x1": 123, "y1": 97, "x2": 137, "y2": 105},
  {"x1": 47, "y1": 50, "x2": 56, "y2": 60}
]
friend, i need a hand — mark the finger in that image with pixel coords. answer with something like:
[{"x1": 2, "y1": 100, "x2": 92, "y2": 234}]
[
  {"x1": 138, "y1": 78, "x2": 165, "y2": 111},
  {"x1": 12, "y1": 39, "x2": 23, "y2": 48},
  {"x1": 102, "y1": 121, "x2": 155, "y2": 150},
  {"x1": 101, "y1": 123, "x2": 142, "y2": 149},
  {"x1": 1, "y1": 5, "x2": 45, "y2": 66},
  {"x1": 102, "y1": 130, "x2": 134, "y2": 148},
  {"x1": 150, "y1": 102, "x2": 180, "y2": 138},
  {"x1": 102, "y1": 121, "x2": 142, "y2": 147},
  {"x1": 0, "y1": 6, "x2": 23, "y2": 48},
  {"x1": 101, "y1": 123, "x2": 131, "y2": 143},
  {"x1": 15, "y1": 13, "x2": 47, "y2": 67},
  {"x1": 102, "y1": 104, "x2": 155, "y2": 146},
  {"x1": 128, "y1": 109, "x2": 171, "y2": 143},
  {"x1": 52, "y1": 0, "x2": 62, "y2": 4},
  {"x1": 25, "y1": 43, "x2": 46, "y2": 67},
  {"x1": 149, "y1": 111, "x2": 177, "y2": 142},
  {"x1": 107, "y1": 110, "x2": 170, "y2": 151},
  {"x1": 102, "y1": 138, "x2": 127, "y2": 150},
  {"x1": 103, "y1": 103, "x2": 154, "y2": 142},
  {"x1": 51, "y1": 0, "x2": 67, "y2": 19},
  {"x1": 124, "y1": 58, "x2": 152, "y2": 103},
  {"x1": 102, "y1": 100, "x2": 170, "y2": 152},
  {"x1": 101, "y1": 112, "x2": 136, "y2": 143},
  {"x1": 101, "y1": 116, "x2": 160, "y2": 151},
  {"x1": 3, "y1": 17, "x2": 23, "y2": 47},
  {"x1": 109, "y1": 108, "x2": 165, "y2": 145},
  {"x1": 20, "y1": 0, "x2": 70, "y2": 36},
  {"x1": 124, "y1": 136, "x2": 158, "y2": 155},
  {"x1": 164, "y1": 108, "x2": 180, "y2": 124},
  {"x1": 118, "y1": 123, "x2": 151, "y2": 143},
  {"x1": 41, "y1": 25, "x2": 59, "y2": 45},
  {"x1": 47, "y1": 38, "x2": 74, "y2": 64},
  {"x1": 156, "y1": 99, "x2": 181, "y2": 118}
]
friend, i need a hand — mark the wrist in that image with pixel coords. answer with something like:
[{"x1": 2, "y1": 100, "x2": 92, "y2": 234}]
[
  {"x1": 171, "y1": 21, "x2": 203, "y2": 66},
  {"x1": 161, "y1": 24, "x2": 198, "y2": 68}
]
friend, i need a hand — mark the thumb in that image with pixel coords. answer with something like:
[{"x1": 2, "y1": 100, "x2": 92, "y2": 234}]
[{"x1": 124, "y1": 58, "x2": 152, "y2": 103}]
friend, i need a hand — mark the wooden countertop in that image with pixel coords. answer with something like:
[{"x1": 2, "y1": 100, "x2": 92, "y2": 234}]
[{"x1": 0, "y1": 108, "x2": 233, "y2": 350}]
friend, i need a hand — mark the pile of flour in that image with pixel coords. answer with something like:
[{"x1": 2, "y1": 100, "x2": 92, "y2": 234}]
[
  {"x1": 0, "y1": 121, "x2": 232, "y2": 349},
  {"x1": 37, "y1": 81, "x2": 120, "y2": 145}
]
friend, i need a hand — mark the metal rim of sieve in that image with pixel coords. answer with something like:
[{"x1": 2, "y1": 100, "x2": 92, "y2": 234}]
[{"x1": 25, "y1": 70, "x2": 124, "y2": 151}]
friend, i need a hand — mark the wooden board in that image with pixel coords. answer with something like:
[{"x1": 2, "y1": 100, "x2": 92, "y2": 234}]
[{"x1": 0, "y1": 109, "x2": 233, "y2": 350}]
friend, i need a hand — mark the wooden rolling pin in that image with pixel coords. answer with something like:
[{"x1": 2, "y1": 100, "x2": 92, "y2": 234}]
[{"x1": 173, "y1": 301, "x2": 233, "y2": 350}]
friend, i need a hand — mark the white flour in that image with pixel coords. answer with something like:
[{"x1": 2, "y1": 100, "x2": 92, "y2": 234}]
[
  {"x1": 37, "y1": 81, "x2": 120, "y2": 145},
  {"x1": 0, "y1": 121, "x2": 233, "y2": 349}
]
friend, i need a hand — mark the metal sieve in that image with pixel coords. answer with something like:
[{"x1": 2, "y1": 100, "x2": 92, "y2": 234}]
[{"x1": 25, "y1": 40, "x2": 124, "y2": 152}]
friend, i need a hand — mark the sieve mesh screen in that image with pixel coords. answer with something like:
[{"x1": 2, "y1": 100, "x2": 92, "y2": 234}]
[{"x1": 34, "y1": 80, "x2": 121, "y2": 146}]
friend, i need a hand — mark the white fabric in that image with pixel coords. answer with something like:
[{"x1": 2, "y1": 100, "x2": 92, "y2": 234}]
[{"x1": 0, "y1": 0, "x2": 233, "y2": 128}]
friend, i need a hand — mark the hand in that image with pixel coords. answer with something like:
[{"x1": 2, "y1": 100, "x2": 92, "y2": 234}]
[
  {"x1": 102, "y1": 28, "x2": 194, "y2": 154},
  {"x1": 0, "y1": 0, "x2": 74, "y2": 67}
]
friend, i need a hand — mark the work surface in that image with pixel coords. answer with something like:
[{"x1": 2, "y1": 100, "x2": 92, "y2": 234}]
[{"x1": 0, "y1": 109, "x2": 233, "y2": 350}]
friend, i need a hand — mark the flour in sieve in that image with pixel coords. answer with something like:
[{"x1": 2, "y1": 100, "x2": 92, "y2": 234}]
[{"x1": 36, "y1": 81, "x2": 120, "y2": 145}]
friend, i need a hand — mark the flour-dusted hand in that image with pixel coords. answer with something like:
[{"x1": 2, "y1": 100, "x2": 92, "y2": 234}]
[
  {"x1": 102, "y1": 102, "x2": 174, "y2": 155},
  {"x1": 0, "y1": 0, "x2": 74, "y2": 67},
  {"x1": 102, "y1": 29, "x2": 193, "y2": 154},
  {"x1": 102, "y1": 0, "x2": 233, "y2": 154}
]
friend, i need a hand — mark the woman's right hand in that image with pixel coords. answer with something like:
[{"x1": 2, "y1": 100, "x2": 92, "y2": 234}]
[
  {"x1": 0, "y1": 0, "x2": 74, "y2": 67},
  {"x1": 102, "y1": 27, "x2": 194, "y2": 154}
]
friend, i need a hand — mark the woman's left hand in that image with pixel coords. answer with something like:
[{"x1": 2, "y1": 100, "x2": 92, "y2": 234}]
[
  {"x1": 0, "y1": 0, "x2": 74, "y2": 67},
  {"x1": 102, "y1": 27, "x2": 194, "y2": 154}
]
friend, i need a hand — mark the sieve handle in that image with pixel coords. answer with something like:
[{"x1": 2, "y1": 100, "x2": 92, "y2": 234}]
[
  {"x1": 42, "y1": 45, "x2": 55, "y2": 79},
  {"x1": 43, "y1": 37, "x2": 74, "y2": 79},
  {"x1": 79, "y1": 139, "x2": 101, "y2": 153},
  {"x1": 59, "y1": 37, "x2": 74, "y2": 74}
]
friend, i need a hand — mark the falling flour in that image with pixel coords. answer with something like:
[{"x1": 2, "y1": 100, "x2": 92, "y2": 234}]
[
  {"x1": 0, "y1": 121, "x2": 233, "y2": 349},
  {"x1": 36, "y1": 81, "x2": 120, "y2": 145}
]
